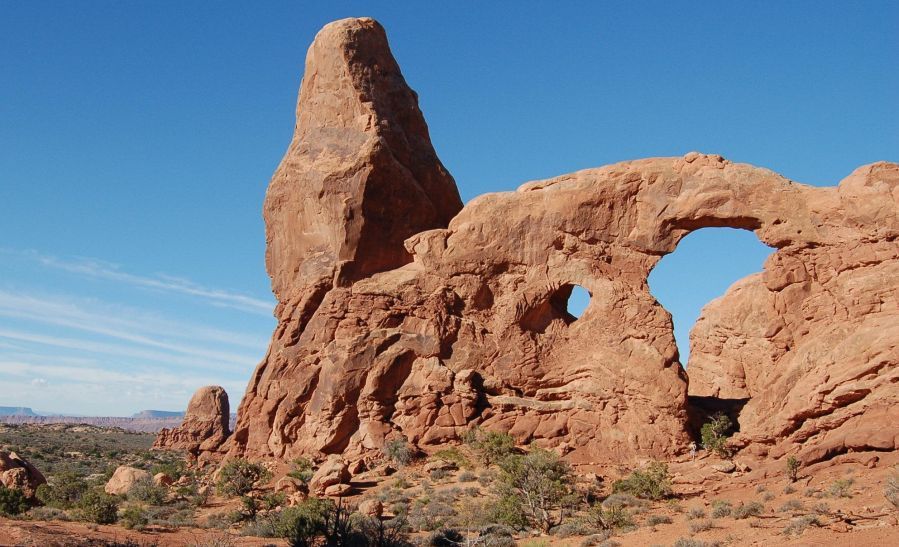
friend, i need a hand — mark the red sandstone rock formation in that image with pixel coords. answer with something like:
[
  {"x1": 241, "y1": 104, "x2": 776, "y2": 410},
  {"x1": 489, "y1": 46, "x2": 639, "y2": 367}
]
[
  {"x1": 0, "y1": 451, "x2": 45, "y2": 498},
  {"x1": 208, "y1": 17, "x2": 897, "y2": 468},
  {"x1": 154, "y1": 386, "x2": 230, "y2": 459}
]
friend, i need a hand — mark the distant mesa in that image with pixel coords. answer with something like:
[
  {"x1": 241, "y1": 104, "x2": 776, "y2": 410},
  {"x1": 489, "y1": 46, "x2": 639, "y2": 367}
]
[
  {"x1": 0, "y1": 407, "x2": 38, "y2": 417},
  {"x1": 132, "y1": 410, "x2": 185, "y2": 419}
]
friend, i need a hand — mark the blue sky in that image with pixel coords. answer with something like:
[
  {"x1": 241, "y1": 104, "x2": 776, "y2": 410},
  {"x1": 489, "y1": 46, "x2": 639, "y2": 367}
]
[{"x1": 1, "y1": 2, "x2": 896, "y2": 414}]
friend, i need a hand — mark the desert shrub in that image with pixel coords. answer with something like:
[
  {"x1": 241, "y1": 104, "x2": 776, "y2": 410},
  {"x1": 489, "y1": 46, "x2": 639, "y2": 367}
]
[
  {"x1": 687, "y1": 507, "x2": 706, "y2": 520},
  {"x1": 383, "y1": 438, "x2": 414, "y2": 467},
  {"x1": 495, "y1": 448, "x2": 575, "y2": 532},
  {"x1": 287, "y1": 457, "x2": 315, "y2": 484},
  {"x1": 409, "y1": 499, "x2": 456, "y2": 531},
  {"x1": 782, "y1": 484, "x2": 796, "y2": 495},
  {"x1": 35, "y1": 471, "x2": 88, "y2": 508},
  {"x1": 458, "y1": 471, "x2": 477, "y2": 483},
  {"x1": 732, "y1": 501, "x2": 763, "y2": 519},
  {"x1": 885, "y1": 470, "x2": 899, "y2": 509},
  {"x1": 812, "y1": 501, "x2": 830, "y2": 514},
  {"x1": 150, "y1": 459, "x2": 186, "y2": 480},
  {"x1": 262, "y1": 491, "x2": 286, "y2": 510},
  {"x1": 828, "y1": 478, "x2": 854, "y2": 498},
  {"x1": 0, "y1": 485, "x2": 29, "y2": 515},
  {"x1": 476, "y1": 524, "x2": 516, "y2": 546},
  {"x1": 688, "y1": 519, "x2": 715, "y2": 533},
  {"x1": 551, "y1": 520, "x2": 595, "y2": 537},
  {"x1": 76, "y1": 488, "x2": 119, "y2": 524},
  {"x1": 762, "y1": 492, "x2": 774, "y2": 502},
  {"x1": 646, "y1": 513, "x2": 673, "y2": 526},
  {"x1": 27, "y1": 506, "x2": 68, "y2": 521},
  {"x1": 128, "y1": 477, "x2": 167, "y2": 505},
  {"x1": 579, "y1": 532, "x2": 614, "y2": 547},
  {"x1": 779, "y1": 499, "x2": 804, "y2": 512},
  {"x1": 782, "y1": 514, "x2": 820, "y2": 536},
  {"x1": 611, "y1": 461, "x2": 672, "y2": 500},
  {"x1": 587, "y1": 503, "x2": 632, "y2": 530},
  {"x1": 429, "y1": 468, "x2": 450, "y2": 481},
  {"x1": 700, "y1": 413, "x2": 733, "y2": 458},
  {"x1": 601, "y1": 493, "x2": 643, "y2": 509},
  {"x1": 434, "y1": 447, "x2": 470, "y2": 469},
  {"x1": 275, "y1": 497, "x2": 333, "y2": 544},
  {"x1": 464, "y1": 427, "x2": 517, "y2": 466},
  {"x1": 785, "y1": 456, "x2": 800, "y2": 482},
  {"x1": 673, "y1": 540, "x2": 721, "y2": 547},
  {"x1": 710, "y1": 500, "x2": 732, "y2": 518},
  {"x1": 488, "y1": 492, "x2": 529, "y2": 529},
  {"x1": 120, "y1": 504, "x2": 149, "y2": 530},
  {"x1": 216, "y1": 458, "x2": 271, "y2": 497},
  {"x1": 428, "y1": 528, "x2": 464, "y2": 546},
  {"x1": 354, "y1": 514, "x2": 412, "y2": 547}
]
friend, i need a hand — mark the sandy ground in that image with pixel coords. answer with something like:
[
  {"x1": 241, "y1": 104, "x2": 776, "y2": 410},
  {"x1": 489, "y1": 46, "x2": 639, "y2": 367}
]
[{"x1": 2, "y1": 451, "x2": 898, "y2": 546}]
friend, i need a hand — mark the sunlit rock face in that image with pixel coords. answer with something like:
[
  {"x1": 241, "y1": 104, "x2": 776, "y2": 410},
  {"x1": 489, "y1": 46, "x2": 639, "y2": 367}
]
[{"x1": 201, "y1": 17, "x2": 898, "y2": 467}]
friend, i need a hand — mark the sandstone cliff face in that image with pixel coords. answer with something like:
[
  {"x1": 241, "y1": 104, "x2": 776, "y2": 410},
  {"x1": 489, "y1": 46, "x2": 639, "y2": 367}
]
[
  {"x1": 154, "y1": 386, "x2": 230, "y2": 458},
  {"x1": 213, "y1": 18, "x2": 897, "y2": 467},
  {"x1": 688, "y1": 161, "x2": 899, "y2": 464}
]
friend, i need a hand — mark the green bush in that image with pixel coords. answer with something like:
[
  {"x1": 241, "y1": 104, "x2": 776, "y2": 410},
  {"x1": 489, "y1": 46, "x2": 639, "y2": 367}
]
[
  {"x1": 700, "y1": 413, "x2": 733, "y2": 458},
  {"x1": 276, "y1": 497, "x2": 333, "y2": 543},
  {"x1": 587, "y1": 503, "x2": 632, "y2": 530},
  {"x1": 216, "y1": 458, "x2": 272, "y2": 497},
  {"x1": 732, "y1": 501, "x2": 763, "y2": 519},
  {"x1": 494, "y1": 448, "x2": 574, "y2": 532},
  {"x1": 35, "y1": 471, "x2": 88, "y2": 509},
  {"x1": 710, "y1": 499, "x2": 732, "y2": 518},
  {"x1": 383, "y1": 438, "x2": 414, "y2": 467},
  {"x1": 828, "y1": 478, "x2": 854, "y2": 498},
  {"x1": 433, "y1": 447, "x2": 471, "y2": 469},
  {"x1": 120, "y1": 504, "x2": 148, "y2": 530},
  {"x1": 127, "y1": 477, "x2": 167, "y2": 505},
  {"x1": 464, "y1": 427, "x2": 516, "y2": 466},
  {"x1": 0, "y1": 485, "x2": 29, "y2": 516},
  {"x1": 611, "y1": 461, "x2": 672, "y2": 500},
  {"x1": 287, "y1": 457, "x2": 314, "y2": 484},
  {"x1": 786, "y1": 456, "x2": 800, "y2": 482},
  {"x1": 76, "y1": 488, "x2": 119, "y2": 524},
  {"x1": 489, "y1": 493, "x2": 529, "y2": 529}
]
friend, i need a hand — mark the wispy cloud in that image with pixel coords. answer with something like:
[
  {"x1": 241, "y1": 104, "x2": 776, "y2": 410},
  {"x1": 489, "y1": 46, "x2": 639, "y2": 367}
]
[
  {"x1": 0, "y1": 328, "x2": 257, "y2": 374},
  {"x1": 4, "y1": 249, "x2": 274, "y2": 315}
]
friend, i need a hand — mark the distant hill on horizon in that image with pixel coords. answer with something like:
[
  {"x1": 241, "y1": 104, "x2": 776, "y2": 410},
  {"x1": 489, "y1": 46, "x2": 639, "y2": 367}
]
[
  {"x1": 0, "y1": 406, "x2": 38, "y2": 417},
  {"x1": 131, "y1": 410, "x2": 185, "y2": 419}
]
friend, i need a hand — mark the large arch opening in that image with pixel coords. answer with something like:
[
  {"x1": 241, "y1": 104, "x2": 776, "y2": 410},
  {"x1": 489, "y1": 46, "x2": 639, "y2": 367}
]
[{"x1": 648, "y1": 227, "x2": 774, "y2": 433}]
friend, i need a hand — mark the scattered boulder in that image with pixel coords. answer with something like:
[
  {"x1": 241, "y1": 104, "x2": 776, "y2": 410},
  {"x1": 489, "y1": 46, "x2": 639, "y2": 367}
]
[
  {"x1": 105, "y1": 466, "x2": 151, "y2": 496},
  {"x1": 710, "y1": 461, "x2": 737, "y2": 474},
  {"x1": 310, "y1": 455, "x2": 350, "y2": 494},
  {"x1": 324, "y1": 483, "x2": 351, "y2": 497},
  {"x1": 0, "y1": 451, "x2": 45, "y2": 498},
  {"x1": 153, "y1": 472, "x2": 174, "y2": 487},
  {"x1": 358, "y1": 499, "x2": 383, "y2": 518}
]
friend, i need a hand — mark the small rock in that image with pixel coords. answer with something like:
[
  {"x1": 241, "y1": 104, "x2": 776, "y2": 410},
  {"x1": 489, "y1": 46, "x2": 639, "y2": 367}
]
[
  {"x1": 153, "y1": 472, "x2": 174, "y2": 487},
  {"x1": 358, "y1": 499, "x2": 383, "y2": 517},
  {"x1": 710, "y1": 461, "x2": 736, "y2": 473},
  {"x1": 324, "y1": 483, "x2": 351, "y2": 497},
  {"x1": 311, "y1": 455, "x2": 350, "y2": 494},
  {"x1": 276, "y1": 476, "x2": 302, "y2": 494}
]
